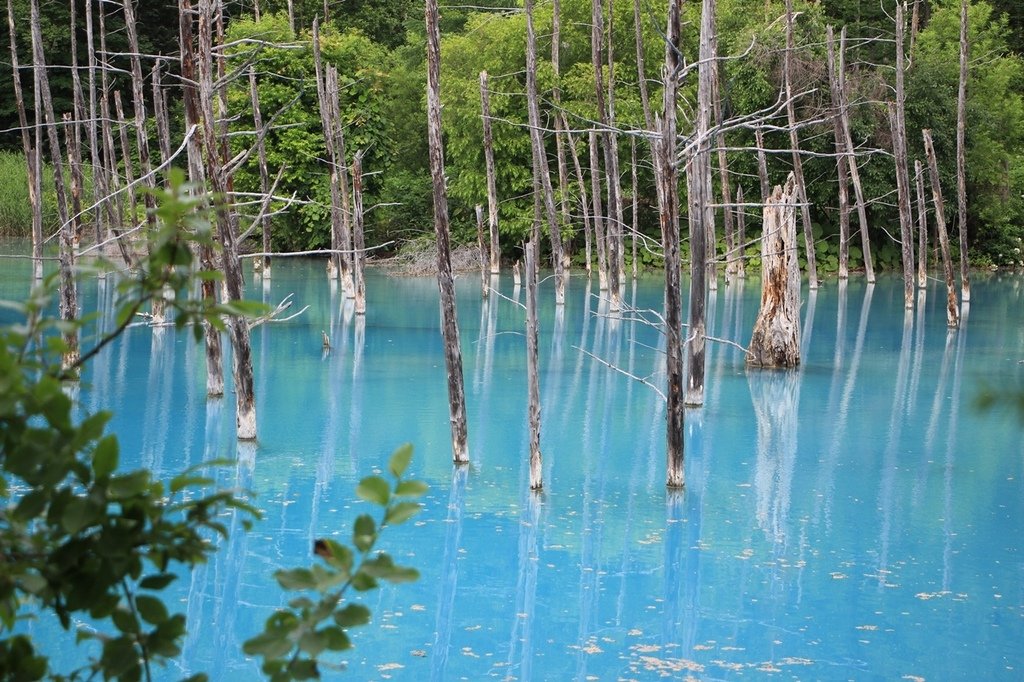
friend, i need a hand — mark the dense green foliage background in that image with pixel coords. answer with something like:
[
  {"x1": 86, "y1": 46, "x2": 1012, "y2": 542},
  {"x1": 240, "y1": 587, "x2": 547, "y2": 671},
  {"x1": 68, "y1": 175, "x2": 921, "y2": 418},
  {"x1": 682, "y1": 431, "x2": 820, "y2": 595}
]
[{"x1": 1, "y1": 0, "x2": 1021, "y2": 268}]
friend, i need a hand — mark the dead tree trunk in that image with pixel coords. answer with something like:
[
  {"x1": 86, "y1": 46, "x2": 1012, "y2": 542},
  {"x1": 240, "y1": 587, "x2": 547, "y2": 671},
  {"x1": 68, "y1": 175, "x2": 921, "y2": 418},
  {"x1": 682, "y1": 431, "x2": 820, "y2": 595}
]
[
  {"x1": 30, "y1": 0, "x2": 77, "y2": 369},
  {"x1": 685, "y1": 0, "x2": 716, "y2": 407},
  {"x1": 152, "y1": 60, "x2": 173, "y2": 175},
  {"x1": 525, "y1": 0, "x2": 565, "y2": 305},
  {"x1": 630, "y1": 136, "x2": 638, "y2": 279},
  {"x1": 754, "y1": 126, "x2": 771, "y2": 203},
  {"x1": 479, "y1": 71, "x2": 500, "y2": 274},
  {"x1": 180, "y1": 0, "x2": 222, "y2": 397},
  {"x1": 605, "y1": 0, "x2": 625, "y2": 295},
  {"x1": 711, "y1": 21, "x2": 734, "y2": 281},
  {"x1": 566, "y1": 129, "x2": 593, "y2": 276},
  {"x1": 956, "y1": 0, "x2": 970, "y2": 302},
  {"x1": 312, "y1": 20, "x2": 343, "y2": 282},
  {"x1": 68, "y1": 0, "x2": 86, "y2": 246},
  {"x1": 589, "y1": 130, "x2": 608, "y2": 291},
  {"x1": 837, "y1": 27, "x2": 875, "y2": 282},
  {"x1": 734, "y1": 184, "x2": 746, "y2": 278},
  {"x1": 922, "y1": 129, "x2": 960, "y2": 328},
  {"x1": 6, "y1": 0, "x2": 43, "y2": 279},
  {"x1": 63, "y1": 113, "x2": 84, "y2": 250},
  {"x1": 826, "y1": 25, "x2": 851, "y2": 279},
  {"x1": 426, "y1": 0, "x2": 469, "y2": 464},
  {"x1": 475, "y1": 205, "x2": 489, "y2": 297},
  {"x1": 915, "y1": 159, "x2": 928, "y2": 289},
  {"x1": 526, "y1": 231, "x2": 543, "y2": 490},
  {"x1": 326, "y1": 66, "x2": 356, "y2": 297},
  {"x1": 551, "y1": 0, "x2": 571, "y2": 261},
  {"x1": 892, "y1": 3, "x2": 915, "y2": 309},
  {"x1": 248, "y1": 66, "x2": 273, "y2": 278},
  {"x1": 84, "y1": 0, "x2": 110, "y2": 253},
  {"x1": 660, "y1": 0, "x2": 684, "y2": 489},
  {"x1": 351, "y1": 150, "x2": 367, "y2": 314},
  {"x1": 113, "y1": 90, "x2": 139, "y2": 224},
  {"x1": 196, "y1": 0, "x2": 257, "y2": 438},
  {"x1": 122, "y1": 0, "x2": 157, "y2": 224},
  {"x1": 748, "y1": 174, "x2": 801, "y2": 368},
  {"x1": 592, "y1": 0, "x2": 620, "y2": 309},
  {"x1": 783, "y1": 0, "x2": 817, "y2": 287}
]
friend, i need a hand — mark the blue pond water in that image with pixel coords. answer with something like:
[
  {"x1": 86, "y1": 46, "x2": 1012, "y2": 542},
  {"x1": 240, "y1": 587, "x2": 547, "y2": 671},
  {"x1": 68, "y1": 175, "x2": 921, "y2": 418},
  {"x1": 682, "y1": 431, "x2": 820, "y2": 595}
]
[{"x1": 2, "y1": 253, "x2": 1023, "y2": 680}]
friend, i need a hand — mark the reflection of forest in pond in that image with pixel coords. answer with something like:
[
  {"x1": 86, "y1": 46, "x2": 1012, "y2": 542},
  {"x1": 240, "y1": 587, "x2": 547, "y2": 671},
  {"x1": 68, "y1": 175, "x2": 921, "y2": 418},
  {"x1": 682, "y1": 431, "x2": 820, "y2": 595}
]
[{"x1": 3, "y1": 257, "x2": 1022, "y2": 680}]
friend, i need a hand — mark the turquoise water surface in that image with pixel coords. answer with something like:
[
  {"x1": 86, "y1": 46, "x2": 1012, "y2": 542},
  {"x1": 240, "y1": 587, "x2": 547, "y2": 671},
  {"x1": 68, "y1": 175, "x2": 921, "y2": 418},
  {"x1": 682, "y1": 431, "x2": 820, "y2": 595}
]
[{"x1": 2, "y1": 253, "x2": 1023, "y2": 680}]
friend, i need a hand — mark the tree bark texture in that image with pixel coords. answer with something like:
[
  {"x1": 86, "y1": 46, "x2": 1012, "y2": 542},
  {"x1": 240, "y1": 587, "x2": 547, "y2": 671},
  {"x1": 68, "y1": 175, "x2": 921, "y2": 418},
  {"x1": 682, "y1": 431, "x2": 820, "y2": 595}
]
[
  {"x1": 426, "y1": 0, "x2": 470, "y2": 464},
  {"x1": 475, "y1": 205, "x2": 489, "y2": 297},
  {"x1": 248, "y1": 66, "x2": 273, "y2": 277},
  {"x1": 826, "y1": 25, "x2": 851, "y2": 279},
  {"x1": 525, "y1": 0, "x2": 565, "y2": 305},
  {"x1": 956, "y1": 0, "x2": 970, "y2": 302},
  {"x1": 915, "y1": 159, "x2": 928, "y2": 289},
  {"x1": 660, "y1": 0, "x2": 684, "y2": 489},
  {"x1": 892, "y1": 3, "x2": 916, "y2": 309},
  {"x1": 783, "y1": 0, "x2": 817, "y2": 287},
  {"x1": 588, "y1": 130, "x2": 608, "y2": 291},
  {"x1": 180, "y1": 0, "x2": 223, "y2": 397},
  {"x1": 748, "y1": 174, "x2": 801, "y2": 368},
  {"x1": 6, "y1": 0, "x2": 44, "y2": 279},
  {"x1": 479, "y1": 71, "x2": 501, "y2": 274},
  {"x1": 922, "y1": 129, "x2": 960, "y2": 328},
  {"x1": 196, "y1": 0, "x2": 257, "y2": 437},
  {"x1": 837, "y1": 27, "x2": 875, "y2": 282},
  {"x1": 351, "y1": 150, "x2": 367, "y2": 314},
  {"x1": 326, "y1": 65, "x2": 356, "y2": 297},
  {"x1": 734, "y1": 185, "x2": 746, "y2": 278},
  {"x1": 526, "y1": 235, "x2": 542, "y2": 490}
]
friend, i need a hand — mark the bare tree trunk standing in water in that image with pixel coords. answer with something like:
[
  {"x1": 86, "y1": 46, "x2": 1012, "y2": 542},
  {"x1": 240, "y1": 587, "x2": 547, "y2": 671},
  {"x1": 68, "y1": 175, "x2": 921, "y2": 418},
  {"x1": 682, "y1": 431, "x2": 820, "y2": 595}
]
[
  {"x1": 180, "y1": 0, "x2": 223, "y2": 398},
  {"x1": 196, "y1": 0, "x2": 257, "y2": 438},
  {"x1": 915, "y1": 159, "x2": 928, "y2": 289},
  {"x1": 660, "y1": 0, "x2": 684, "y2": 488},
  {"x1": 592, "y1": 0, "x2": 621, "y2": 310},
  {"x1": 923, "y1": 129, "x2": 960, "y2": 328},
  {"x1": 826, "y1": 25, "x2": 851, "y2": 280},
  {"x1": 479, "y1": 71, "x2": 500, "y2": 274},
  {"x1": 748, "y1": 175, "x2": 801, "y2": 368},
  {"x1": 836, "y1": 27, "x2": 875, "y2": 282},
  {"x1": 891, "y1": 2, "x2": 916, "y2": 310},
  {"x1": 351, "y1": 150, "x2": 367, "y2": 314},
  {"x1": 526, "y1": 230, "x2": 543, "y2": 490},
  {"x1": 956, "y1": 0, "x2": 970, "y2": 302},
  {"x1": 426, "y1": 0, "x2": 469, "y2": 464},
  {"x1": 551, "y1": 0, "x2": 572, "y2": 268},
  {"x1": 685, "y1": 0, "x2": 716, "y2": 407},
  {"x1": 589, "y1": 130, "x2": 608, "y2": 291},
  {"x1": 783, "y1": 0, "x2": 817, "y2": 288},
  {"x1": 30, "y1": 0, "x2": 77, "y2": 370},
  {"x1": 6, "y1": 0, "x2": 43, "y2": 280},
  {"x1": 525, "y1": 0, "x2": 565, "y2": 306},
  {"x1": 249, "y1": 66, "x2": 272, "y2": 279}
]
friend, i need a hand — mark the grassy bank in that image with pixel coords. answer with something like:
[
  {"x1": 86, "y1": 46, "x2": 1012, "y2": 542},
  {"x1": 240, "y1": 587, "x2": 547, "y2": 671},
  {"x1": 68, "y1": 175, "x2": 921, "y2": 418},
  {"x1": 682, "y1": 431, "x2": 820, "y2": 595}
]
[{"x1": 0, "y1": 151, "x2": 59, "y2": 237}]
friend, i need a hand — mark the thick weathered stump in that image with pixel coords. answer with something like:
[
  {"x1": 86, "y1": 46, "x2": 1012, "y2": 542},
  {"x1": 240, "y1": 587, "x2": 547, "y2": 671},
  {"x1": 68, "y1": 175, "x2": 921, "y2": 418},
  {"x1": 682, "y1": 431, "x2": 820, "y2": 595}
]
[{"x1": 748, "y1": 174, "x2": 801, "y2": 369}]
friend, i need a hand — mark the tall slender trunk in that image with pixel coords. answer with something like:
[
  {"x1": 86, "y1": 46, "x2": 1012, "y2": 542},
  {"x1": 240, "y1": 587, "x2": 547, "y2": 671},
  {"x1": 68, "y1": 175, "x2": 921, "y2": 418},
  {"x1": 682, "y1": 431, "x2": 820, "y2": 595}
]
[
  {"x1": 711, "y1": 18, "x2": 733, "y2": 281},
  {"x1": 660, "y1": 0, "x2": 684, "y2": 488},
  {"x1": 922, "y1": 129, "x2": 959, "y2": 328},
  {"x1": 30, "y1": 0, "x2": 77, "y2": 369},
  {"x1": 630, "y1": 137, "x2": 638, "y2": 279},
  {"x1": 6, "y1": 0, "x2": 43, "y2": 279},
  {"x1": 838, "y1": 27, "x2": 875, "y2": 281},
  {"x1": 180, "y1": 0, "x2": 223, "y2": 397},
  {"x1": 566, "y1": 130, "x2": 593, "y2": 276},
  {"x1": 734, "y1": 185, "x2": 746, "y2": 278},
  {"x1": 351, "y1": 150, "x2": 367, "y2": 314},
  {"x1": 475, "y1": 205, "x2": 489, "y2": 297},
  {"x1": 588, "y1": 130, "x2": 607, "y2": 291},
  {"x1": 755, "y1": 126, "x2": 771, "y2": 201},
  {"x1": 84, "y1": 0, "x2": 107, "y2": 251},
  {"x1": 68, "y1": 0, "x2": 86, "y2": 246},
  {"x1": 248, "y1": 66, "x2": 273, "y2": 278},
  {"x1": 915, "y1": 159, "x2": 928, "y2": 289},
  {"x1": 826, "y1": 25, "x2": 851, "y2": 279},
  {"x1": 606, "y1": 0, "x2": 625, "y2": 294},
  {"x1": 783, "y1": 0, "x2": 817, "y2": 287},
  {"x1": 551, "y1": 0, "x2": 571, "y2": 263},
  {"x1": 956, "y1": 0, "x2": 970, "y2": 302},
  {"x1": 479, "y1": 71, "x2": 501, "y2": 274},
  {"x1": 326, "y1": 66, "x2": 356, "y2": 297},
  {"x1": 892, "y1": 3, "x2": 915, "y2": 309},
  {"x1": 197, "y1": 0, "x2": 257, "y2": 437},
  {"x1": 685, "y1": 0, "x2": 716, "y2": 407},
  {"x1": 526, "y1": 228, "x2": 542, "y2": 490},
  {"x1": 592, "y1": 0, "x2": 620, "y2": 309},
  {"x1": 426, "y1": 0, "x2": 469, "y2": 464},
  {"x1": 525, "y1": 0, "x2": 565, "y2": 305}
]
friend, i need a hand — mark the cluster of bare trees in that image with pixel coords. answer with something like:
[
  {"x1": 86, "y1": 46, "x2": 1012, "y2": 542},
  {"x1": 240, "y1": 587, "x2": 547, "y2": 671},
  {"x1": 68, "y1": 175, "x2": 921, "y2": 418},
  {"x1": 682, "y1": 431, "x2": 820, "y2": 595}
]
[{"x1": 6, "y1": 0, "x2": 975, "y2": 486}]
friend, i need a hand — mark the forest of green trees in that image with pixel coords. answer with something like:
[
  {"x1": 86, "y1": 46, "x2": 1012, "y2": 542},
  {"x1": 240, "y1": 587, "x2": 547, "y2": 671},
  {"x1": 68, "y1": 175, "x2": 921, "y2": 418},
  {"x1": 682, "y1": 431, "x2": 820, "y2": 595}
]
[{"x1": 1, "y1": 0, "x2": 1022, "y2": 269}]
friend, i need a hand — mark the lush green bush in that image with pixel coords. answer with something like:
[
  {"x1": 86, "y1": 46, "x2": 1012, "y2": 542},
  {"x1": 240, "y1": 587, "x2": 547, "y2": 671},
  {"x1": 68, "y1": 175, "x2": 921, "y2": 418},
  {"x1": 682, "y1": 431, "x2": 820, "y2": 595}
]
[{"x1": 0, "y1": 152, "x2": 57, "y2": 237}]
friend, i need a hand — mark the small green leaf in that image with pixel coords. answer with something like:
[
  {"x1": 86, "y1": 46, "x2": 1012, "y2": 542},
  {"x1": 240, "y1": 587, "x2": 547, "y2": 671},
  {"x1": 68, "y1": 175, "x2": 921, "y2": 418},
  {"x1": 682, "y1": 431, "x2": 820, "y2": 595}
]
[
  {"x1": 169, "y1": 475, "x2": 213, "y2": 494},
  {"x1": 315, "y1": 539, "x2": 353, "y2": 572},
  {"x1": 243, "y1": 632, "x2": 293, "y2": 659},
  {"x1": 350, "y1": 572, "x2": 377, "y2": 592},
  {"x1": 388, "y1": 443, "x2": 413, "y2": 478},
  {"x1": 334, "y1": 603, "x2": 371, "y2": 628},
  {"x1": 275, "y1": 568, "x2": 317, "y2": 591},
  {"x1": 394, "y1": 480, "x2": 428, "y2": 497},
  {"x1": 135, "y1": 595, "x2": 168, "y2": 625},
  {"x1": 322, "y1": 626, "x2": 352, "y2": 651},
  {"x1": 112, "y1": 607, "x2": 140, "y2": 634},
  {"x1": 139, "y1": 573, "x2": 176, "y2": 590},
  {"x1": 356, "y1": 476, "x2": 389, "y2": 506},
  {"x1": 93, "y1": 435, "x2": 119, "y2": 478},
  {"x1": 353, "y1": 515, "x2": 376, "y2": 553},
  {"x1": 287, "y1": 659, "x2": 319, "y2": 680},
  {"x1": 385, "y1": 501, "x2": 420, "y2": 526}
]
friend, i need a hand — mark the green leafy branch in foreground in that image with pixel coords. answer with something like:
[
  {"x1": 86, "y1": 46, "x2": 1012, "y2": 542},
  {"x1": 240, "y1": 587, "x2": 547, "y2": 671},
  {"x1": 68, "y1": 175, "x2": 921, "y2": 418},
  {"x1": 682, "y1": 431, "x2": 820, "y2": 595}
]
[{"x1": 243, "y1": 444, "x2": 426, "y2": 681}]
